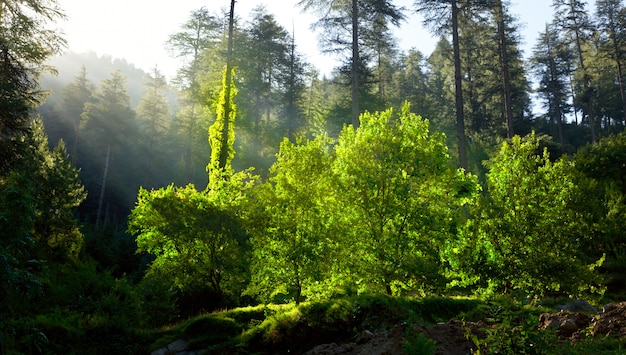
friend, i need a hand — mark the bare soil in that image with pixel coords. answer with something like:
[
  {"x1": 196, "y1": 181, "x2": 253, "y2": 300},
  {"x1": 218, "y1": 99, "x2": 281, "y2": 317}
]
[
  {"x1": 304, "y1": 320, "x2": 485, "y2": 355},
  {"x1": 305, "y1": 302, "x2": 626, "y2": 354}
]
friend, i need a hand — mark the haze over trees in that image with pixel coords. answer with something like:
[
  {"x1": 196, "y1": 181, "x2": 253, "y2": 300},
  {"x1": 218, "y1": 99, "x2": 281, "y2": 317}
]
[{"x1": 2, "y1": 0, "x2": 626, "y2": 353}]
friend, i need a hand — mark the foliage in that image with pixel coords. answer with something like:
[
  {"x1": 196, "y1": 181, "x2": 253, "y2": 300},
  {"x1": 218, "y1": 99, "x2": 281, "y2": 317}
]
[
  {"x1": 332, "y1": 103, "x2": 479, "y2": 294},
  {"x1": 575, "y1": 131, "x2": 626, "y2": 291},
  {"x1": 128, "y1": 183, "x2": 251, "y2": 309},
  {"x1": 25, "y1": 119, "x2": 86, "y2": 261},
  {"x1": 207, "y1": 67, "x2": 237, "y2": 187},
  {"x1": 0, "y1": 0, "x2": 66, "y2": 170},
  {"x1": 0, "y1": 118, "x2": 86, "y2": 320},
  {"x1": 1, "y1": 258, "x2": 152, "y2": 354},
  {"x1": 150, "y1": 294, "x2": 483, "y2": 354},
  {"x1": 447, "y1": 133, "x2": 605, "y2": 298},
  {"x1": 404, "y1": 332, "x2": 436, "y2": 355},
  {"x1": 245, "y1": 135, "x2": 336, "y2": 304}
]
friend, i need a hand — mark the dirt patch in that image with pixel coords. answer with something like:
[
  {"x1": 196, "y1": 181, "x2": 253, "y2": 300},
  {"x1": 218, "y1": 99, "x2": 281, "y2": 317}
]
[
  {"x1": 539, "y1": 301, "x2": 626, "y2": 340},
  {"x1": 304, "y1": 320, "x2": 485, "y2": 355},
  {"x1": 305, "y1": 302, "x2": 626, "y2": 354}
]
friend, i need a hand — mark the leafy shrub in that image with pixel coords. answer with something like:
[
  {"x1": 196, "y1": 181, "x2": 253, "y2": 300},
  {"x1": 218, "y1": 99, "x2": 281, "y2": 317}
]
[{"x1": 404, "y1": 332, "x2": 436, "y2": 355}]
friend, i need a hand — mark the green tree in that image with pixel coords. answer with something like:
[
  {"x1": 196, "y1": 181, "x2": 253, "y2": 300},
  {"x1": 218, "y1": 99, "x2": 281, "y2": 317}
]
[
  {"x1": 449, "y1": 134, "x2": 604, "y2": 298},
  {"x1": 80, "y1": 70, "x2": 137, "y2": 228},
  {"x1": 594, "y1": 0, "x2": 626, "y2": 128},
  {"x1": 553, "y1": 0, "x2": 597, "y2": 141},
  {"x1": 299, "y1": 0, "x2": 404, "y2": 128},
  {"x1": 333, "y1": 104, "x2": 478, "y2": 295},
  {"x1": 1, "y1": 119, "x2": 86, "y2": 314},
  {"x1": 575, "y1": 131, "x2": 626, "y2": 290},
  {"x1": 129, "y1": 183, "x2": 250, "y2": 308},
  {"x1": 246, "y1": 135, "x2": 335, "y2": 305},
  {"x1": 136, "y1": 67, "x2": 170, "y2": 186},
  {"x1": 531, "y1": 23, "x2": 575, "y2": 144},
  {"x1": 166, "y1": 7, "x2": 222, "y2": 184},
  {"x1": 57, "y1": 66, "x2": 94, "y2": 160},
  {"x1": 0, "y1": 0, "x2": 65, "y2": 171},
  {"x1": 493, "y1": 0, "x2": 515, "y2": 138},
  {"x1": 27, "y1": 119, "x2": 86, "y2": 261},
  {"x1": 415, "y1": 0, "x2": 468, "y2": 169},
  {"x1": 425, "y1": 37, "x2": 457, "y2": 139},
  {"x1": 208, "y1": 67, "x2": 237, "y2": 189}
]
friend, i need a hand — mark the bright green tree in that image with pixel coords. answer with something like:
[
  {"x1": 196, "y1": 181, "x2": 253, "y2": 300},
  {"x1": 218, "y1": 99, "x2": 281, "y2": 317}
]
[
  {"x1": 129, "y1": 183, "x2": 250, "y2": 305},
  {"x1": 448, "y1": 134, "x2": 604, "y2": 298},
  {"x1": 333, "y1": 104, "x2": 478, "y2": 295},
  {"x1": 207, "y1": 67, "x2": 237, "y2": 189},
  {"x1": 246, "y1": 135, "x2": 335, "y2": 305}
]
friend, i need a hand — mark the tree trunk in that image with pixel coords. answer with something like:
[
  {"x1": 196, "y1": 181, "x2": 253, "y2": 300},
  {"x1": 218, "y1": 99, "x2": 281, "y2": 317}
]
[
  {"x1": 351, "y1": 0, "x2": 360, "y2": 129},
  {"x1": 218, "y1": 0, "x2": 236, "y2": 171},
  {"x1": 452, "y1": 0, "x2": 468, "y2": 170},
  {"x1": 495, "y1": 0, "x2": 514, "y2": 139},
  {"x1": 569, "y1": 1, "x2": 595, "y2": 142},
  {"x1": 96, "y1": 144, "x2": 110, "y2": 229},
  {"x1": 611, "y1": 30, "x2": 626, "y2": 126}
]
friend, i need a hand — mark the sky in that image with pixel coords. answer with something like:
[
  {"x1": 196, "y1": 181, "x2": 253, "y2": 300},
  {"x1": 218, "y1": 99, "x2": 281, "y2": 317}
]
[{"x1": 54, "y1": 0, "x2": 557, "y2": 81}]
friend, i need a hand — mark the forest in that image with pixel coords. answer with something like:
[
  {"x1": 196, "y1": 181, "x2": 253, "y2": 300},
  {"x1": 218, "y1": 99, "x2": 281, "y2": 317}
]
[{"x1": 1, "y1": 0, "x2": 626, "y2": 353}]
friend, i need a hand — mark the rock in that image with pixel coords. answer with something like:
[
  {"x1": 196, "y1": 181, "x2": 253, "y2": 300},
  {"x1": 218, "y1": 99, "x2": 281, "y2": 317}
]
[
  {"x1": 150, "y1": 339, "x2": 202, "y2": 355},
  {"x1": 554, "y1": 300, "x2": 598, "y2": 313},
  {"x1": 356, "y1": 330, "x2": 374, "y2": 344},
  {"x1": 602, "y1": 303, "x2": 617, "y2": 313},
  {"x1": 539, "y1": 311, "x2": 592, "y2": 338}
]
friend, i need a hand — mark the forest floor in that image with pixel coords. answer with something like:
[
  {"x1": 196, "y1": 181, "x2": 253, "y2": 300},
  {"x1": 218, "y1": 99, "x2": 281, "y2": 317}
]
[{"x1": 149, "y1": 297, "x2": 626, "y2": 355}]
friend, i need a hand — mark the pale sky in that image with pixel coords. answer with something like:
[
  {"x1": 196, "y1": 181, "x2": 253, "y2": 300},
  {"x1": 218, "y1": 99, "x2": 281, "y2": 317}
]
[{"x1": 55, "y1": 0, "x2": 556, "y2": 81}]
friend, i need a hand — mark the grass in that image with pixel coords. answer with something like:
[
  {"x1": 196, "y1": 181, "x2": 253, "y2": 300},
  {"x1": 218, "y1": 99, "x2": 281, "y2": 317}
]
[
  {"x1": 147, "y1": 294, "x2": 484, "y2": 353},
  {"x1": 144, "y1": 294, "x2": 626, "y2": 354}
]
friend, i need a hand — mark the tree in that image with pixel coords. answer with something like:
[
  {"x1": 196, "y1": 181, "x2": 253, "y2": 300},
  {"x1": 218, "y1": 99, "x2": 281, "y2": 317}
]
[
  {"x1": 129, "y1": 183, "x2": 250, "y2": 309},
  {"x1": 246, "y1": 135, "x2": 335, "y2": 305},
  {"x1": 493, "y1": 0, "x2": 514, "y2": 138},
  {"x1": 553, "y1": 0, "x2": 597, "y2": 141},
  {"x1": 57, "y1": 66, "x2": 94, "y2": 160},
  {"x1": 0, "y1": 0, "x2": 69, "y2": 318},
  {"x1": 575, "y1": 131, "x2": 626, "y2": 291},
  {"x1": 136, "y1": 67, "x2": 170, "y2": 186},
  {"x1": 333, "y1": 104, "x2": 478, "y2": 294},
  {"x1": 595, "y1": 0, "x2": 626, "y2": 126},
  {"x1": 26, "y1": 119, "x2": 87, "y2": 261},
  {"x1": 1, "y1": 119, "x2": 86, "y2": 315},
  {"x1": 425, "y1": 37, "x2": 457, "y2": 138},
  {"x1": 81, "y1": 71, "x2": 137, "y2": 228},
  {"x1": 299, "y1": 0, "x2": 404, "y2": 128},
  {"x1": 415, "y1": 0, "x2": 468, "y2": 169},
  {"x1": 208, "y1": 67, "x2": 237, "y2": 189},
  {"x1": 280, "y1": 27, "x2": 308, "y2": 141},
  {"x1": 166, "y1": 7, "x2": 222, "y2": 183},
  {"x1": 211, "y1": 0, "x2": 237, "y2": 178},
  {"x1": 448, "y1": 134, "x2": 604, "y2": 298},
  {"x1": 0, "y1": 0, "x2": 66, "y2": 171},
  {"x1": 531, "y1": 23, "x2": 575, "y2": 144}
]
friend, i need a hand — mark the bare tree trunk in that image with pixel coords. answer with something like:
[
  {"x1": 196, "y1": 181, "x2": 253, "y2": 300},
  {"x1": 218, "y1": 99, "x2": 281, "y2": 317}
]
[
  {"x1": 611, "y1": 33, "x2": 626, "y2": 127},
  {"x1": 495, "y1": 0, "x2": 514, "y2": 139},
  {"x1": 452, "y1": 0, "x2": 468, "y2": 170},
  {"x1": 96, "y1": 144, "x2": 110, "y2": 229},
  {"x1": 569, "y1": 1, "x2": 595, "y2": 142},
  {"x1": 351, "y1": 0, "x2": 360, "y2": 129}
]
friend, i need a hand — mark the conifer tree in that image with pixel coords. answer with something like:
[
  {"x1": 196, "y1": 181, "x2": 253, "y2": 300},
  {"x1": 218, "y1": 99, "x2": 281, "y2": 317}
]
[{"x1": 415, "y1": 0, "x2": 468, "y2": 169}]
